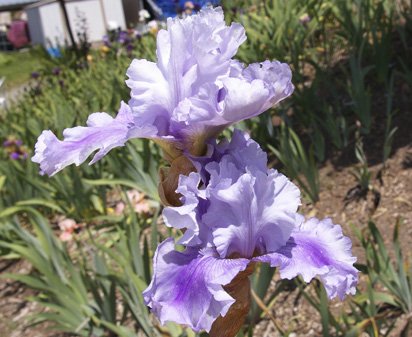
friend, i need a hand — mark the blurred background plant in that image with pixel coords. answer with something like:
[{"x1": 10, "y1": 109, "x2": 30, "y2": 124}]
[{"x1": 0, "y1": 0, "x2": 412, "y2": 336}]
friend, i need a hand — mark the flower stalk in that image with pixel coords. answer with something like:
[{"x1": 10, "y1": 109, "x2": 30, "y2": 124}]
[{"x1": 210, "y1": 263, "x2": 255, "y2": 337}]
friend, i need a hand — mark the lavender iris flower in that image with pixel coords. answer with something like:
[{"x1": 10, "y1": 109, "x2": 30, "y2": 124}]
[
  {"x1": 126, "y1": 43, "x2": 134, "y2": 54},
  {"x1": 52, "y1": 67, "x2": 61, "y2": 76},
  {"x1": 118, "y1": 30, "x2": 129, "y2": 44},
  {"x1": 30, "y1": 5, "x2": 357, "y2": 333},
  {"x1": 3, "y1": 140, "x2": 12, "y2": 147},
  {"x1": 32, "y1": 102, "x2": 157, "y2": 176},
  {"x1": 10, "y1": 152, "x2": 21, "y2": 160},
  {"x1": 143, "y1": 130, "x2": 358, "y2": 332},
  {"x1": 102, "y1": 34, "x2": 111, "y2": 47},
  {"x1": 31, "y1": 71, "x2": 40, "y2": 79},
  {"x1": 32, "y1": 7, "x2": 293, "y2": 176}
]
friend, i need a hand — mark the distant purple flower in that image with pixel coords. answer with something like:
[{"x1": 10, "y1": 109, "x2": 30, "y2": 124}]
[
  {"x1": 118, "y1": 31, "x2": 128, "y2": 44},
  {"x1": 52, "y1": 67, "x2": 61, "y2": 76},
  {"x1": 3, "y1": 138, "x2": 23, "y2": 147},
  {"x1": 32, "y1": 7, "x2": 293, "y2": 176},
  {"x1": 3, "y1": 139, "x2": 12, "y2": 147},
  {"x1": 31, "y1": 71, "x2": 40, "y2": 79},
  {"x1": 10, "y1": 152, "x2": 21, "y2": 160},
  {"x1": 126, "y1": 44, "x2": 134, "y2": 52},
  {"x1": 102, "y1": 34, "x2": 111, "y2": 47},
  {"x1": 144, "y1": 130, "x2": 358, "y2": 332}
]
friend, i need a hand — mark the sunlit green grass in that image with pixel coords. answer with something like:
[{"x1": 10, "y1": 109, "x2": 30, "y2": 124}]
[{"x1": 0, "y1": 49, "x2": 43, "y2": 90}]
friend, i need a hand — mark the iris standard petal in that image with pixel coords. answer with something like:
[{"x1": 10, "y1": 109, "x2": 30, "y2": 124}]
[
  {"x1": 128, "y1": 6, "x2": 245, "y2": 118},
  {"x1": 126, "y1": 7, "x2": 247, "y2": 146},
  {"x1": 221, "y1": 60, "x2": 294, "y2": 122},
  {"x1": 189, "y1": 129, "x2": 268, "y2": 185},
  {"x1": 169, "y1": 61, "x2": 294, "y2": 145},
  {"x1": 158, "y1": 7, "x2": 246, "y2": 92},
  {"x1": 32, "y1": 102, "x2": 156, "y2": 176},
  {"x1": 169, "y1": 83, "x2": 227, "y2": 145},
  {"x1": 190, "y1": 7, "x2": 246, "y2": 83},
  {"x1": 214, "y1": 129, "x2": 268, "y2": 174},
  {"x1": 220, "y1": 77, "x2": 271, "y2": 121},
  {"x1": 254, "y1": 216, "x2": 358, "y2": 300},
  {"x1": 126, "y1": 59, "x2": 172, "y2": 135},
  {"x1": 126, "y1": 7, "x2": 292, "y2": 147},
  {"x1": 203, "y1": 169, "x2": 300, "y2": 258},
  {"x1": 163, "y1": 130, "x2": 275, "y2": 248},
  {"x1": 143, "y1": 238, "x2": 250, "y2": 332}
]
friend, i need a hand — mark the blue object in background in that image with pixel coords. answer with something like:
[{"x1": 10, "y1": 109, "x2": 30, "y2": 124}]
[
  {"x1": 46, "y1": 47, "x2": 61, "y2": 58},
  {"x1": 155, "y1": 0, "x2": 220, "y2": 18}
]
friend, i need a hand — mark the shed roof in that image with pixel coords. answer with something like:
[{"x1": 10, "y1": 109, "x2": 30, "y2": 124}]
[
  {"x1": 0, "y1": 0, "x2": 39, "y2": 11},
  {"x1": 25, "y1": 0, "x2": 109, "y2": 10}
]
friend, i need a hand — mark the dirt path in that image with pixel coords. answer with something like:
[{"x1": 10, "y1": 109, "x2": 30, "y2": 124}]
[
  {"x1": 1, "y1": 83, "x2": 26, "y2": 109},
  {"x1": 0, "y1": 260, "x2": 68, "y2": 337}
]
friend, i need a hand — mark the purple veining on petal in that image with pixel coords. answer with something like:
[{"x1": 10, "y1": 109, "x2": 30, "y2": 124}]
[
  {"x1": 32, "y1": 102, "x2": 157, "y2": 176},
  {"x1": 254, "y1": 215, "x2": 358, "y2": 300},
  {"x1": 143, "y1": 238, "x2": 250, "y2": 332}
]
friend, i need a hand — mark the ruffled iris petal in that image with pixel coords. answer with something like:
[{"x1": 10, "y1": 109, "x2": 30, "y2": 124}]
[
  {"x1": 143, "y1": 239, "x2": 250, "y2": 332},
  {"x1": 164, "y1": 130, "x2": 272, "y2": 247},
  {"x1": 203, "y1": 169, "x2": 300, "y2": 258},
  {"x1": 32, "y1": 102, "x2": 157, "y2": 176},
  {"x1": 221, "y1": 60, "x2": 294, "y2": 122},
  {"x1": 126, "y1": 7, "x2": 247, "y2": 143},
  {"x1": 168, "y1": 59, "x2": 294, "y2": 143},
  {"x1": 189, "y1": 129, "x2": 268, "y2": 184},
  {"x1": 162, "y1": 172, "x2": 208, "y2": 246},
  {"x1": 214, "y1": 129, "x2": 268, "y2": 174},
  {"x1": 254, "y1": 216, "x2": 358, "y2": 300},
  {"x1": 34, "y1": 8, "x2": 295, "y2": 176},
  {"x1": 126, "y1": 7, "x2": 292, "y2": 146},
  {"x1": 126, "y1": 59, "x2": 172, "y2": 136}
]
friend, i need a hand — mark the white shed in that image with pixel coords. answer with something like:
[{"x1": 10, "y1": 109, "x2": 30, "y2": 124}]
[{"x1": 25, "y1": 0, "x2": 126, "y2": 47}]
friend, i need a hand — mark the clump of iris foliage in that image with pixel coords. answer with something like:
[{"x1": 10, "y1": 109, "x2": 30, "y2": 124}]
[{"x1": 0, "y1": 0, "x2": 411, "y2": 336}]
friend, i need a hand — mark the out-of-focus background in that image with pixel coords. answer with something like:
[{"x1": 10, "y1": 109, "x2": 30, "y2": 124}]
[{"x1": 0, "y1": 1, "x2": 411, "y2": 336}]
